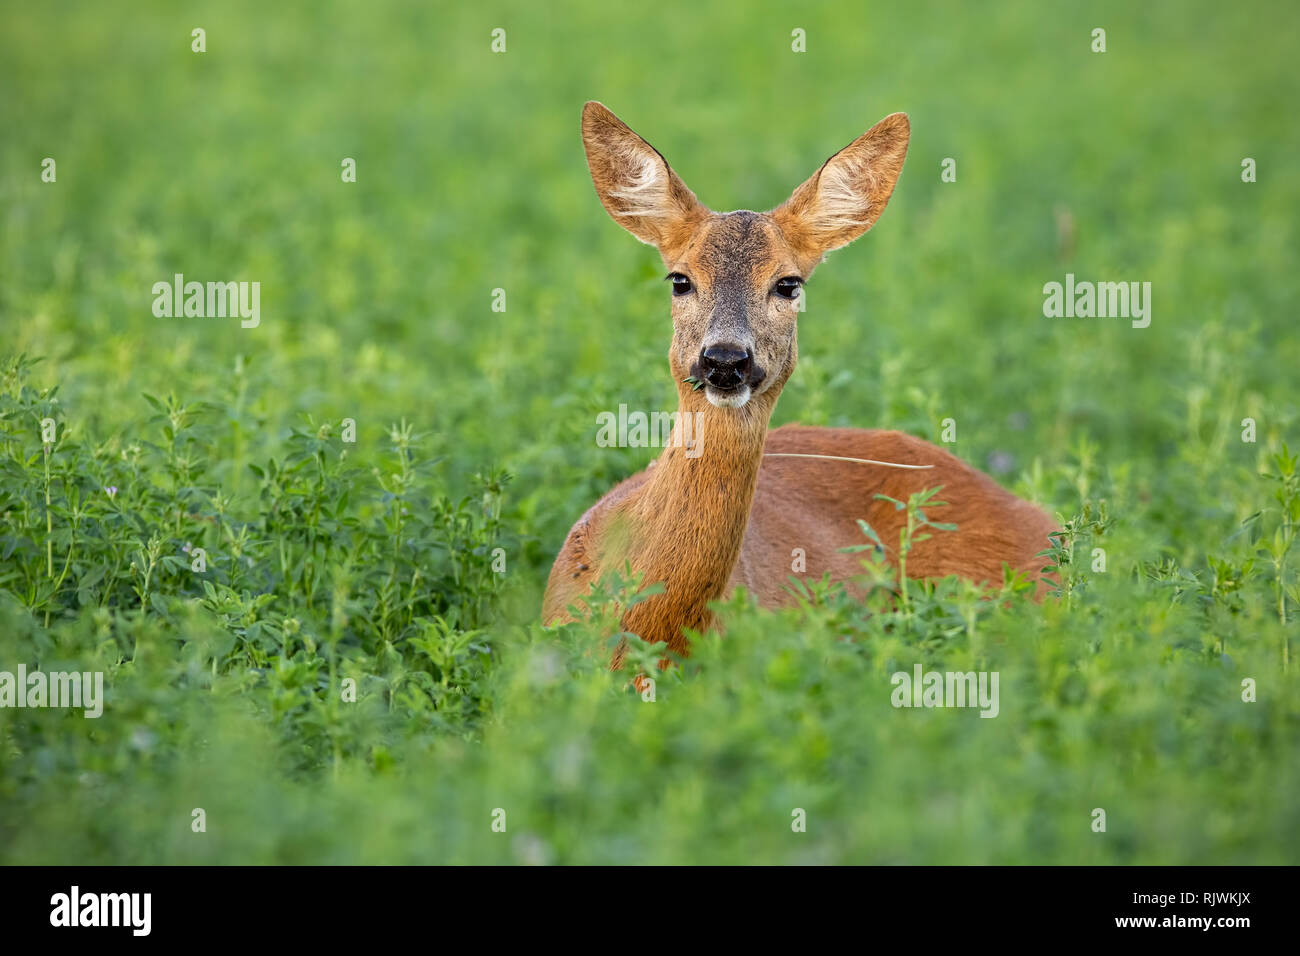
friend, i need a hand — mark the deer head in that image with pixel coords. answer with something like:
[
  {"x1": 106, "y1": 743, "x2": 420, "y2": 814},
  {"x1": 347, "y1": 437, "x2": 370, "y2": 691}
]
[{"x1": 581, "y1": 101, "x2": 910, "y2": 413}]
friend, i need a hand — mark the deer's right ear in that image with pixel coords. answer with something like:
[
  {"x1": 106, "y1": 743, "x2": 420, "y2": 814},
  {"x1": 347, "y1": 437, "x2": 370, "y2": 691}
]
[{"x1": 581, "y1": 102, "x2": 705, "y2": 256}]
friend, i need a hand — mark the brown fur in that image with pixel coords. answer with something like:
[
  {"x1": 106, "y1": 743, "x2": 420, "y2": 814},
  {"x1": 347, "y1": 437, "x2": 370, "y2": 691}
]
[{"x1": 543, "y1": 103, "x2": 1057, "y2": 661}]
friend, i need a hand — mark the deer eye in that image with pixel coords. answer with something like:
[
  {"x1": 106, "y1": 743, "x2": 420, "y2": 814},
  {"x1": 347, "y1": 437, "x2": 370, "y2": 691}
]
[
  {"x1": 773, "y1": 277, "x2": 802, "y2": 300},
  {"x1": 667, "y1": 273, "x2": 694, "y2": 296}
]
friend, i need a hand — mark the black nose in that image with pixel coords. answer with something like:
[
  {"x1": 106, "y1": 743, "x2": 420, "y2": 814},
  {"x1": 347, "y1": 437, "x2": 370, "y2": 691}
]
[{"x1": 699, "y1": 345, "x2": 753, "y2": 389}]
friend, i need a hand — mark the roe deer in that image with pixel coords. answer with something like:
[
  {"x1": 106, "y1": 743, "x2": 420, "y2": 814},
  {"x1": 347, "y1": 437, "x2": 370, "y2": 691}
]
[{"x1": 543, "y1": 102, "x2": 1057, "y2": 659}]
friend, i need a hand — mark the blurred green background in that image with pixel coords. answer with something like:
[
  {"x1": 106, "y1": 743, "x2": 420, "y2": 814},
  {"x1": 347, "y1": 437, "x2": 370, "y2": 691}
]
[{"x1": 0, "y1": 0, "x2": 1297, "y2": 863}]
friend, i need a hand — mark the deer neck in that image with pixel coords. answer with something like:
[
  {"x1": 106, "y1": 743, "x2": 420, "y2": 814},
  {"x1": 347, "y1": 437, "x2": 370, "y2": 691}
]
[{"x1": 614, "y1": 383, "x2": 776, "y2": 655}]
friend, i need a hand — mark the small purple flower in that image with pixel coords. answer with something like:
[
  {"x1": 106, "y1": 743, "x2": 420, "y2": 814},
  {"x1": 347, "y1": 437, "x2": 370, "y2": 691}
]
[
  {"x1": 104, "y1": 486, "x2": 118, "y2": 500},
  {"x1": 987, "y1": 450, "x2": 1015, "y2": 476},
  {"x1": 182, "y1": 542, "x2": 192, "y2": 554}
]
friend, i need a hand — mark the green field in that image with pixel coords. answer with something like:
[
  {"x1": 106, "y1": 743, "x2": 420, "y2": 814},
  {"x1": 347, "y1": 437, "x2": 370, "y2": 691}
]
[{"x1": 1, "y1": 0, "x2": 1298, "y2": 863}]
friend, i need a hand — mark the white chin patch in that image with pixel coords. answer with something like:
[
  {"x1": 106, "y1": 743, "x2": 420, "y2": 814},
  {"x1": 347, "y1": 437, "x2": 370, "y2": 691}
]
[{"x1": 705, "y1": 384, "x2": 752, "y2": 408}]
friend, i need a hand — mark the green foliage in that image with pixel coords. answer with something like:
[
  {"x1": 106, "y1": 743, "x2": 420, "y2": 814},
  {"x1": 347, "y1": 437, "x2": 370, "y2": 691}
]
[{"x1": 0, "y1": 352, "x2": 507, "y2": 772}]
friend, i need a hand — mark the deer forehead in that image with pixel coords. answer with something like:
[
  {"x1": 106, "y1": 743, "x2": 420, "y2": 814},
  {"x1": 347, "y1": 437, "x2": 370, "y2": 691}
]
[{"x1": 675, "y1": 211, "x2": 797, "y2": 287}]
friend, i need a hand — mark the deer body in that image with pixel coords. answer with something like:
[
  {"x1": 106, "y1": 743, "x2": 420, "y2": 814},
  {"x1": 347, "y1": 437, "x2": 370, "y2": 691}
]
[{"x1": 543, "y1": 103, "x2": 1057, "y2": 656}]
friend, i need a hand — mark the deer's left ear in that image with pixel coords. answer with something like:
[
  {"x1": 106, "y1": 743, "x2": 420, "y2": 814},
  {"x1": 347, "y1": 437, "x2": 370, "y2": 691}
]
[{"x1": 771, "y1": 112, "x2": 909, "y2": 265}]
